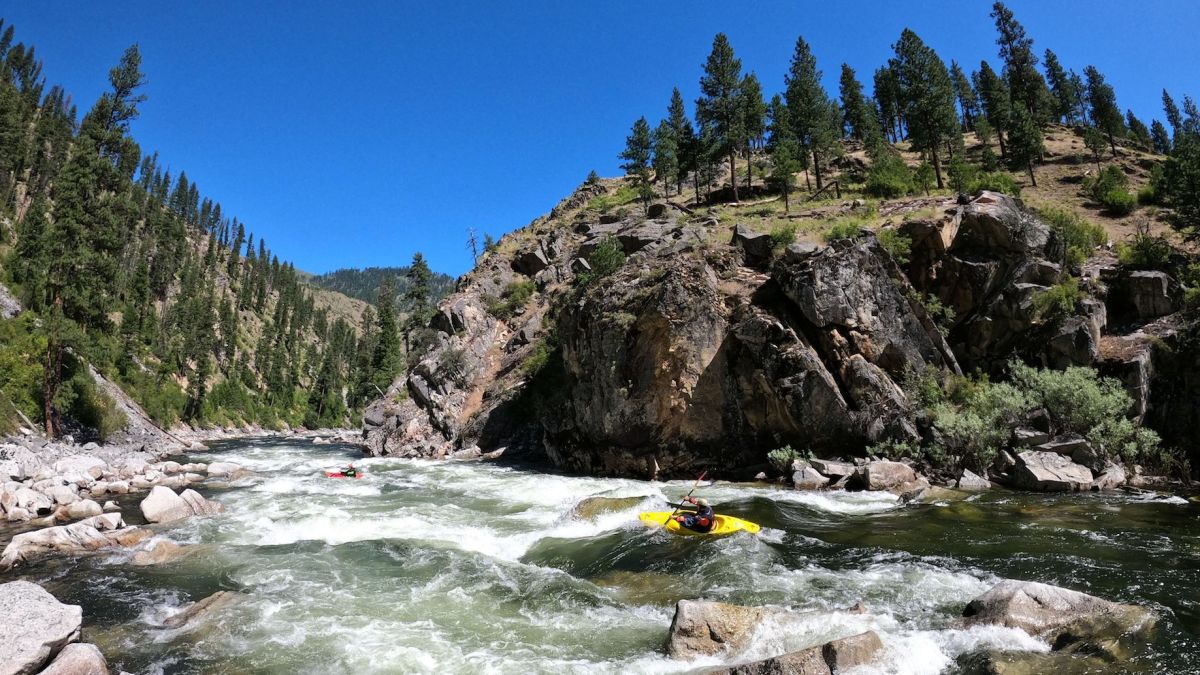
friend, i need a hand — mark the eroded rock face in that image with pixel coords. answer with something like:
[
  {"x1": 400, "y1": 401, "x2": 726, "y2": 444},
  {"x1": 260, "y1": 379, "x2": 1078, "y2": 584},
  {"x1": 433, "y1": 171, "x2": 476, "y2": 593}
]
[
  {"x1": 0, "y1": 580, "x2": 82, "y2": 675},
  {"x1": 963, "y1": 580, "x2": 1155, "y2": 659}
]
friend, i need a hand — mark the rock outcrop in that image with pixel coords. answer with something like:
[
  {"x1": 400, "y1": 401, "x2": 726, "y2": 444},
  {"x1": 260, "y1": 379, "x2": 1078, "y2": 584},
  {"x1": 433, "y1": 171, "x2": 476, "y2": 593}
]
[{"x1": 1, "y1": 514, "x2": 150, "y2": 569}]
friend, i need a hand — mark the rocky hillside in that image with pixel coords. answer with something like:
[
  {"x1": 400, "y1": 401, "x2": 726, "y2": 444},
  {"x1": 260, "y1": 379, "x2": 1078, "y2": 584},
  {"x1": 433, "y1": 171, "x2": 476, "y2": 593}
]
[{"x1": 362, "y1": 169, "x2": 1197, "y2": 483}]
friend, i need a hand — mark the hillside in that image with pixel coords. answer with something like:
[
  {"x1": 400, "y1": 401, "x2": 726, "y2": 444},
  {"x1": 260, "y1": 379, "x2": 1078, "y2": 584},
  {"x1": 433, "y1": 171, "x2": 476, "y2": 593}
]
[
  {"x1": 307, "y1": 265, "x2": 455, "y2": 311},
  {"x1": 0, "y1": 24, "x2": 380, "y2": 438}
]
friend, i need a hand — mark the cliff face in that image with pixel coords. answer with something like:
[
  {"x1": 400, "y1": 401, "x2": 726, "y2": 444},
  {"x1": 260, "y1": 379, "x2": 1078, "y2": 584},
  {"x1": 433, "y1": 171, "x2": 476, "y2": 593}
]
[{"x1": 361, "y1": 187, "x2": 1190, "y2": 476}]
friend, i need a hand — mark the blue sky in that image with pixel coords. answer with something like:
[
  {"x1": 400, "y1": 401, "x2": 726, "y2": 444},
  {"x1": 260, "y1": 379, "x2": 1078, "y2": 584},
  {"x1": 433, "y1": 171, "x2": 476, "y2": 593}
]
[{"x1": 5, "y1": 1, "x2": 1198, "y2": 276}]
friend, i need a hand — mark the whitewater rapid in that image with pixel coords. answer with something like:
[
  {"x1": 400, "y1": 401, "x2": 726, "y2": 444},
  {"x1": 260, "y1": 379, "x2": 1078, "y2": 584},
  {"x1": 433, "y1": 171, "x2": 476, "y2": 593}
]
[{"x1": 31, "y1": 437, "x2": 1199, "y2": 674}]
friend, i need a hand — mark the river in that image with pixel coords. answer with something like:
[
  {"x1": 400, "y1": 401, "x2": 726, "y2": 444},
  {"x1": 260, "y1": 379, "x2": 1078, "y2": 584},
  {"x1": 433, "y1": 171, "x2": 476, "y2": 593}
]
[{"x1": 13, "y1": 437, "x2": 1200, "y2": 674}]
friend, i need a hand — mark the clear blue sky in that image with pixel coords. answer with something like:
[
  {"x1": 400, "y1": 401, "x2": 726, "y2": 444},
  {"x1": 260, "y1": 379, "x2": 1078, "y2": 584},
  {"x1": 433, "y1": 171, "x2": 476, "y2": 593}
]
[{"x1": 4, "y1": 1, "x2": 1198, "y2": 276}]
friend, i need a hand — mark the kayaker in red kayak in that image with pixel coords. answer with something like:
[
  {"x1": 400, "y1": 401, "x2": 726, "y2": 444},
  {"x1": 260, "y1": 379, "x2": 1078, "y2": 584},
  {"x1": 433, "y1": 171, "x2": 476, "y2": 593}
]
[
  {"x1": 673, "y1": 496, "x2": 715, "y2": 533},
  {"x1": 327, "y1": 463, "x2": 359, "y2": 478}
]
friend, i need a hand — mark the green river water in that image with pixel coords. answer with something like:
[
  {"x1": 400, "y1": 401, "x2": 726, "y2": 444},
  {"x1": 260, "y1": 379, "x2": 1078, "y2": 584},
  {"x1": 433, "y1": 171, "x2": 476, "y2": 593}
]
[{"x1": 5, "y1": 437, "x2": 1200, "y2": 674}]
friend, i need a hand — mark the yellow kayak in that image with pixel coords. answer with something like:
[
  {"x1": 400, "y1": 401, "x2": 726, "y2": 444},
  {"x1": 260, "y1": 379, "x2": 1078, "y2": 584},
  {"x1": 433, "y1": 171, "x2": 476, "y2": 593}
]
[{"x1": 638, "y1": 511, "x2": 761, "y2": 536}]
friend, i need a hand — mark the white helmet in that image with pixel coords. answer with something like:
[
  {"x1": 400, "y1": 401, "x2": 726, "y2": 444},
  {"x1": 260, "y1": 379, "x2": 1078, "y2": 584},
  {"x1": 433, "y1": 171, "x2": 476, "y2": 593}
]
[{"x1": 697, "y1": 498, "x2": 709, "y2": 507}]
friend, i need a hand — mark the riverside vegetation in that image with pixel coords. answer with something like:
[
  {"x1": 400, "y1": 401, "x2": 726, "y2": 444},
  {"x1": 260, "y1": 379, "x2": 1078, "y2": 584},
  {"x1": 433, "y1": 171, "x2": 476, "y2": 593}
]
[{"x1": 2, "y1": 2, "x2": 1200, "y2": 674}]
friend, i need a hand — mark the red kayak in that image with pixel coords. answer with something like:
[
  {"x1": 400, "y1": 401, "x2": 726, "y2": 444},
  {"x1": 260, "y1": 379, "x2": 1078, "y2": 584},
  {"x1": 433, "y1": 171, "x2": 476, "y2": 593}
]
[{"x1": 325, "y1": 471, "x2": 364, "y2": 479}]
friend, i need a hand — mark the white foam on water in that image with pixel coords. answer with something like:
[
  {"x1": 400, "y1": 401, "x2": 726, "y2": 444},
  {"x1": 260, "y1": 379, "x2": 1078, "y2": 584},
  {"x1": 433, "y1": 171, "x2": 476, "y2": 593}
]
[{"x1": 761, "y1": 488, "x2": 902, "y2": 514}]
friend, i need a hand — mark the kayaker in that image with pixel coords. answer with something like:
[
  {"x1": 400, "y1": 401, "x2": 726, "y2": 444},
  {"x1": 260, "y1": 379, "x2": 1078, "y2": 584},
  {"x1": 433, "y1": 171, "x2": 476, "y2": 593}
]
[
  {"x1": 673, "y1": 496, "x2": 715, "y2": 533},
  {"x1": 340, "y1": 463, "x2": 357, "y2": 478}
]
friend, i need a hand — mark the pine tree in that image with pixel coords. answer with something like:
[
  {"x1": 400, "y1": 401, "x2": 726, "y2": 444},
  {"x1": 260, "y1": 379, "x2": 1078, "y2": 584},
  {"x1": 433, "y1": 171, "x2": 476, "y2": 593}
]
[
  {"x1": 766, "y1": 95, "x2": 801, "y2": 212},
  {"x1": 695, "y1": 33, "x2": 745, "y2": 201},
  {"x1": 1163, "y1": 89, "x2": 1182, "y2": 137},
  {"x1": 873, "y1": 66, "x2": 903, "y2": 142},
  {"x1": 619, "y1": 116, "x2": 654, "y2": 207},
  {"x1": 839, "y1": 64, "x2": 872, "y2": 140},
  {"x1": 652, "y1": 119, "x2": 679, "y2": 197},
  {"x1": 740, "y1": 72, "x2": 766, "y2": 189},
  {"x1": 991, "y1": 2, "x2": 1052, "y2": 123},
  {"x1": 666, "y1": 88, "x2": 697, "y2": 196},
  {"x1": 784, "y1": 36, "x2": 839, "y2": 191},
  {"x1": 1007, "y1": 105, "x2": 1043, "y2": 186},
  {"x1": 892, "y1": 29, "x2": 958, "y2": 189},
  {"x1": 370, "y1": 277, "x2": 403, "y2": 394},
  {"x1": 949, "y1": 60, "x2": 978, "y2": 131},
  {"x1": 1043, "y1": 49, "x2": 1082, "y2": 125},
  {"x1": 976, "y1": 61, "x2": 1011, "y2": 157},
  {"x1": 403, "y1": 252, "x2": 433, "y2": 353},
  {"x1": 1125, "y1": 110, "x2": 1152, "y2": 150},
  {"x1": 1151, "y1": 120, "x2": 1172, "y2": 155},
  {"x1": 1084, "y1": 65, "x2": 1124, "y2": 157}
]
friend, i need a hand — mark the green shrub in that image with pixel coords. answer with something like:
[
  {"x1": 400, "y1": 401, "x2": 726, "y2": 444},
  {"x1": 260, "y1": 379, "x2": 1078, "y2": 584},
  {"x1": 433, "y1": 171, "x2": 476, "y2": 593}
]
[
  {"x1": 948, "y1": 157, "x2": 979, "y2": 194},
  {"x1": 864, "y1": 154, "x2": 914, "y2": 198},
  {"x1": 485, "y1": 280, "x2": 537, "y2": 320},
  {"x1": 60, "y1": 371, "x2": 127, "y2": 442},
  {"x1": 877, "y1": 229, "x2": 912, "y2": 266},
  {"x1": 1137, "y1": 185, "x2": 1158, "y2": 206},
  {"x1": 438, "y1": 348, "x2": 470, "y2": 387},
  {"x1": 0, "y1": 314, "x2": 47, "y2": 424},
  {"x1": 1037, "y1": 207, "x2": 1106, "y2": 266},
  {"x1": 914, "y1": 162, "x2": 937, "y2": 195},
  {"x1": 1115, "y1": 229, "x2": 1172, "y2": 270},
  {"x1": 576, "y1": 235, "x2": 626, "y2": 286},
  {"x1": 1009, "y1": 361, "x2": 1160, "y2": 462},
  {"x1": 767, "y1": 445, "x2": 804, "y2": 472},
  {"x1": 768, "y1": 223, "x2": 798, "y2": 252},
  {"x1": 1032, "y1": 277, "x2": 1081, "y2": 321},
  {"x1": 906, "y1": 290, "x2": 955, "y2": 335},
  {"x1": 929, "y1": 379, "x2": 1032, "y2": 471},
  {"x1": 1101, "y1": 187, "x2": 1137, "y2": 215},
  {"x1": 825, "y1": 221, "x2": 863, "y2": 242},
  {"x1": 587, "y1": 184, "x2": 640, "y2": 212},
  {"x1": 123, "y1": 367, "x2": 188, "y2": 427},
  {"x1": 970, "y1": 171, "x2": 1021, "y2": 196}
]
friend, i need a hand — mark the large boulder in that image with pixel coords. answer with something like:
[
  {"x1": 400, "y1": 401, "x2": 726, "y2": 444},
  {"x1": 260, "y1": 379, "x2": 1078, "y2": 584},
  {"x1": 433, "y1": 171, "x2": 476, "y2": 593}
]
[
  {"x1": 139, "y1": 486, "x2": 221, "y2": 524},
  {"x1": 1011, "y1": 451, "x2": 1093, "y2": 491},
  {"x1": 963, "y1": 580, "x2": 1155, "y2": 659},
  {"x1": 855, "y1": 461, "x2": 917, "y2": 491},
  {"x1": 1107, "y1": 270, "x2": 1182, "y2": 323},
  {"x1": 37, "y1": 643, "x2": 108, "y2": 675},
  {"x1": 0, "y1": 581, "x2": 82, "y2": 675},
  {"x1": 732, "y1": 223, "x2": 774, "y2": 266},
  {"x1": 51, "y1": 456, "x2": 106, "y2": 478},
  {"x1": 665, "y1": 600, "x2": 774, "y2": 659}
]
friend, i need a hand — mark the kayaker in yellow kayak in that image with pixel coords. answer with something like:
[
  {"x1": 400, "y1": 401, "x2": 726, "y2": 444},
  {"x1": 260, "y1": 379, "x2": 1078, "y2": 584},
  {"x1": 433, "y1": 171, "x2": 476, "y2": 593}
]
[{"x1": 673, "y1": 496, "x2": 715, "y2": 533}]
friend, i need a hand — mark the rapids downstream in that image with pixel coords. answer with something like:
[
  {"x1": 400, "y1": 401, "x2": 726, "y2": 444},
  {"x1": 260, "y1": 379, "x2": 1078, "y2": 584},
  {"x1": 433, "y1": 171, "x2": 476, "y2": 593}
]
[{"x1": 14, "y1": 437, "x2": 1200, "y2": 673}]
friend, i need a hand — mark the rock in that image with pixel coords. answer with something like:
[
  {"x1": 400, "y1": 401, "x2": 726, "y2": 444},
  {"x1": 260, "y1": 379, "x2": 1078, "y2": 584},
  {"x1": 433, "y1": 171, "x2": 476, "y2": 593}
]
[
  {"x1": 162, "y1": 591, "x2": 243, "y2": 629},
  {"x1": 1012, "y1": 451, "x2": 1093, "y2": 491},
  {"x1": 1108, "y1": 270, "x2": 1182, "y2": 322},
  {"x1": 1, "y1": 515, "x2": 145, "y2": 568},
  {"x1": 44, "y1": 485, "x2": 80, "y2": 506},
  {"x1": 956, "y1": 469, "x2": 992, "y2": 490},
  {"x1": 179, "y1": 489, "x2": 222, "y2": 516},
  {"x1": 792, "y1": 466, "x2": 829, "y2": 490},
  {"x1": 51, "y1": 455, "x2": 106, "y2": 477},
  {"x1": 131, "y1": 539, "x2": 194, "y2": 566},
  {"x1": 140, "y1": 486, "x2": 193, "y2": 524},
  {"x1": 963, "y1": 580, "x2": 1156, "y2": 659},
  {"x1": 102, "y1": 501, "x2": 120, "y2": 512},
  {"x1": 205, "y1": 462, "x2": 242, "y2": 477},
  {"x1": 810, "y1": 459, "x2": 855, "y2": 479},
  {"x1": 38, "y1": 643, "x2": 108, "y2": 675},
  {"x1": 65, "y1": 500, "x2": 102, "y2": 520},
  {"x1": 106, "y1": 480, "x2": 129, "y2": 494},
  {"x1": 1011, "y1": 427, "x2": 1049, "y2": 447},
  {"x1": 731, "y1": 223, "x2": 773, "y2": 265},
  {"x1": 715, "y1": 631, "x2": 884, "y2": 675},
  {"x1": 0, "y1": 459, "x2": 25, "y2": 481},
  {"x1": 1092, "y1": 464, "x2": 1127, "y2": 491},
  {"x1": 855, "y1": 461, "x2": 917, "y2": 491},
  {"x1": 14, "y1": 487, "x2": 53, "y2": 515},
  {"x1": 0, "y1": 581, "x2": 82, "y2": 675},
  {"x1": 646, "y1": 202, "x2": 668, "y2": 219},
  {"x1": 665, "y1": 600, "x2": 771, "y2": 659},
  {"x1": 570, "y1": 496, "x2": 645, "y2": 520},
  {"x1": 513, "y1": 246, "x2": 550, "y2": 276},
  {"x1": 140, "y1": 486, "x2": 221, "y2": 524},
  {"x1": 5, "y1": 507, "x2": 30, "y2": 522},
  {"x1": 1031, "y1": 435, "x2": 1090, "y2": 456},
  {"x1": 893, "y1": 476, "x2": 933, "y2": 502},
  {"x1": 159, "y1": 461, "x2": 182, "y2": 474},
  {"x1": 449, "y1": 446, "x2": 482, "y2": 460}
]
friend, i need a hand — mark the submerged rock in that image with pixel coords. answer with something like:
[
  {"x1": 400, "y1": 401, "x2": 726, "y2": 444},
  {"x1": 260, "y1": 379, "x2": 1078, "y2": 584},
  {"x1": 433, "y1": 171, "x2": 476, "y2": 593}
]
[
  {"x1": 0, "y1": 580, "x2": 82, "y2": 675},
  {"x1": 162, "y1": 591, "x2": 243, "y2": 629},
  {"x1": 712, "y1": 631, "x2": 884, "y2": 675},
  {"x1": 963, "y1": 580, "x2": 1156, "y2": 659},
  {"x1": 570, "y1": 495, "x2": 646, "y2": 520}
]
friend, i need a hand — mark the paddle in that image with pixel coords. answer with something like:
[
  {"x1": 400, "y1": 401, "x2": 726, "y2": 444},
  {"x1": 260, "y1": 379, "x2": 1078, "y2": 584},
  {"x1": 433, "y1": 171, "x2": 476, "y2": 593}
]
[{"x1": 666, "y1": 471, "x2": 707, "y2": 524}]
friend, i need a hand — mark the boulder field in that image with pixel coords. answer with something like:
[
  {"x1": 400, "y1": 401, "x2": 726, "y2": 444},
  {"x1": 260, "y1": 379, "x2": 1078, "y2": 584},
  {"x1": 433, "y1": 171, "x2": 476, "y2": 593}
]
[{"x1": 360, "y1": 188, "x2": 1191, "y2": 490}]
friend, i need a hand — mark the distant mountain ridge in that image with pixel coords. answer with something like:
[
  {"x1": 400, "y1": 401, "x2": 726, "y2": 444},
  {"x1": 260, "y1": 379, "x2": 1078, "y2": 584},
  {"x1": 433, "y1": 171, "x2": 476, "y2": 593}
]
[{"x1": 307, "y1": 266, "x2": 455, "y2": 311}]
